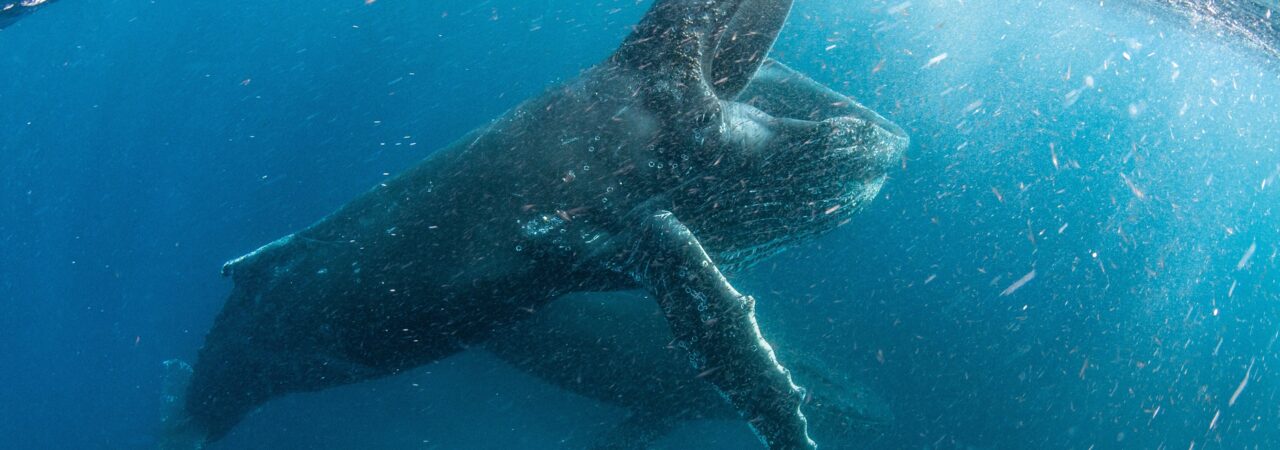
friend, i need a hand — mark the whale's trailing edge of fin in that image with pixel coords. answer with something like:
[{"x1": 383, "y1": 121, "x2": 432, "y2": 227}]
[
  {"x1": 611, "y1": 0, "x2": 794, "y2": 101},
  {"x1": 590, "y1": 411, "x2": 676, "y2": 450},
  {"x1": 159, "y1": 359, "x2": 208, "y2": 450}
]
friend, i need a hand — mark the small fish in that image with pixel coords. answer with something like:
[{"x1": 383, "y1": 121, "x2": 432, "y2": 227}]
[
  {"x1": 922, "y1": 52, "x2": 948, "y2": 69},
  {"x1": 1236, "y1": 242, "x2": 1256, "y2": 270},
  {"x1": 1000, "y1": 269, "x2": 1036, "y2": 297}
]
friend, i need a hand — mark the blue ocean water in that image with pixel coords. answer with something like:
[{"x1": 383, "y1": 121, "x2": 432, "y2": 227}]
[{"x1": 1, "y1": 0, "x2": 1276, "y2": 449}]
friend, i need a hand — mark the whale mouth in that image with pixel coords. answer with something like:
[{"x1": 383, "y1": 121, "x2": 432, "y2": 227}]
[
  {"x1": 733, "y1": 61, "x2": 909, "y2": 184},
  {"x1": 737, "y1": 60, "x2": 908, "y2": 146},
  {"x1": 823, "y1": 102, "x2": 908, "y2": 143}
]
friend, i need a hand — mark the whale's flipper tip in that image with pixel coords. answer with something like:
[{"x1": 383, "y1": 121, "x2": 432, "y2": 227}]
[{"x1": 159, "y1": 359, "x2": 207, "y2": 450}]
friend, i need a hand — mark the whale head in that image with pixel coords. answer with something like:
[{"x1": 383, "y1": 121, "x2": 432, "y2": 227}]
[
  {"x1": 609, "y1": 0, "x2": 908, "y2": 271},
  {"x1": 690, "y1": 61, "x2": 909, "y2": 272}
]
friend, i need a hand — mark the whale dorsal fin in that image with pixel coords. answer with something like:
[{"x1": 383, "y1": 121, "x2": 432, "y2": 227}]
[{"x1": 612, "y1": 0, "x2": 793, "y2": 101}]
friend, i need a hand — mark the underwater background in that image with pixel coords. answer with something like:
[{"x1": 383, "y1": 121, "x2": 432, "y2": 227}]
[{"x1": 1, "y1": 0, "x2": 1277, "y2": 448}]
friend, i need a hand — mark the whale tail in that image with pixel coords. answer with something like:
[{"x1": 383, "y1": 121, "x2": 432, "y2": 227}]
[{"x1": 159, "y1": 359, "x2": 208, "y2": 450}]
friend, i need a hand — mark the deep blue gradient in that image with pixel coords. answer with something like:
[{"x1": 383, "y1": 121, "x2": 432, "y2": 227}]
[{"x1": 1, "y1": 0, "x2": 1276, "y2": 449}]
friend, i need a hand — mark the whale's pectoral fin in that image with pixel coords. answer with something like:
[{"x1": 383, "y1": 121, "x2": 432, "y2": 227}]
[
  {"x1": 621, "y1": 210, "x2": 814, "y2": 450},
  {"x1": 590, "y1": 411, "x2": 677, "y2": 450},
  {"x1": 613, "y1": 0, "x2": 794, "y2": 100},
  {"x1": 159, "y1": 359, "x2": 208, "y2": 450}
]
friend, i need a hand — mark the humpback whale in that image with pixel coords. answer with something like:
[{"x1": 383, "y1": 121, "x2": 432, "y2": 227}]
[
  {"x1": 166, "y1": 1, "x2": 908, "y2": 448},
  {"x1": 483, "y1": 291, "x2": 894, "y2": 449}
]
